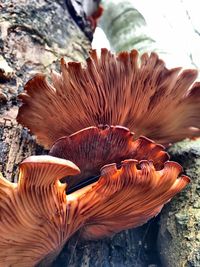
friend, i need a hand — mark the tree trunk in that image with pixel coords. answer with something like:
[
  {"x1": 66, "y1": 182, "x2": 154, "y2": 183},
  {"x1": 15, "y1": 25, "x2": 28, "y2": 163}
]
[
  {"x1": 158, "y1": 139, "x2": 200, "y2": 267},
  {"x1": 0, "y1": 0, "x2": 91, "y2": 180}
]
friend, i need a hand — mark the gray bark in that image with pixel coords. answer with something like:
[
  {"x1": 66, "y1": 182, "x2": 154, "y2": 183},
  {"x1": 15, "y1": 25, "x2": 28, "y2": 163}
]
[
  {"x1": 0, "y1": 0, "x2": 91, "y2": 180},
  {"x1": 158, "y1": 139, "x2": 200, "y2": 267},
  {"x1": 53, "y1": 224, "x2": 161, "y2": 266}
]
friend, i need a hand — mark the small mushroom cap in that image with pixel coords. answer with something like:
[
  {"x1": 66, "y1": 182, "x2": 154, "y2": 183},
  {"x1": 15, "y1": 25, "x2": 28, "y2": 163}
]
[
  {"x1": 17, "y1": 49, "x2": 200, "y2": 148},
  {"x1": 19, "y1": 155, "x2": 80, "y2": 186},
  {"x1": 49, "y1": 125, "x2": 169, "y2": 189},
  {"x1": 73, "y1": 160, "x2": 189, "y2": 240},
  {"x1": 0, "y1": 155, "x2": 80, "y2": 266}
]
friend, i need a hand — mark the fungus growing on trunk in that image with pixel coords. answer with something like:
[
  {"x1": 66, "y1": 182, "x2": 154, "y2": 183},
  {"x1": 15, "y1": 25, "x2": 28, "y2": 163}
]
[
  {"x1": 49, "y1": 125, "x2": 169, "y2": 190},
  {"x1": 17, "y1": 49, "x2": 200, "y2": 148},
  {"x1": 0, "y1": 155, "x2": 189, "y2": 266},
  {"x1": 10, "y1": 48, "x2": 197, "y2": 264},
  {"x1": 0, "y1": 155, "x2": 80, "y2": 266},
  {"x1": 79, "y1": 160, "x2": 189, "y2": 240}
]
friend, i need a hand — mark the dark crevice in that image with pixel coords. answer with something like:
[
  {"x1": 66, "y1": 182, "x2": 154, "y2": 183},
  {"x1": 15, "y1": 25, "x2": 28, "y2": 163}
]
[{"x1": 65, "y1": 0, "x2": 99, "y2": 41}]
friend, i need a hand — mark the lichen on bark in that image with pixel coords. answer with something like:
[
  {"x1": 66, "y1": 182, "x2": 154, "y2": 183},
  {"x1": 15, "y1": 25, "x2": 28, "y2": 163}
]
[
  {"x1": 0, "y1": 0, "x2": 91, "y2": 113},
  {"x1": 158, "y1": 139, "x2": 200, "y2": 267}
]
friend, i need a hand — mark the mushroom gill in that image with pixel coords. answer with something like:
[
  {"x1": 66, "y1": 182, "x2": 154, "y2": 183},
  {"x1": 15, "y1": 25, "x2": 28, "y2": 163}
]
[
  {"x1": 12, "y1": 48, "x2": 195, "y2": 264},
  {"x1": 17, "y1": 49, "x2": 200, "y2": 148},
  {"x1": 79, "y1": 160, "x2": 189, "y2": 240},
  {"x1": 0, "y1": 155, "x2": 189, "y2": 266},
  {"x1": 49, "y1": 125, "x2": 169, "y2": 190},
  {"x1": 0, "y1": 156, "x2": 80, "y2": 267}
]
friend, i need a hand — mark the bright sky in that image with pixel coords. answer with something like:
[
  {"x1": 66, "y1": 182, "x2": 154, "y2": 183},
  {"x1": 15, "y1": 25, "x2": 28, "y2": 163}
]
[{"x1": 92, "y1": 0, "x2": 200, "y2": 69}]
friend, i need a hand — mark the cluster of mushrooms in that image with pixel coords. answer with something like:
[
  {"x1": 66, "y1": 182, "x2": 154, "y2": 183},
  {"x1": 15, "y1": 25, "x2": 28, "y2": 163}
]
[{"x1": 0, "y1": 49, "x2": 200, "y2": 266}]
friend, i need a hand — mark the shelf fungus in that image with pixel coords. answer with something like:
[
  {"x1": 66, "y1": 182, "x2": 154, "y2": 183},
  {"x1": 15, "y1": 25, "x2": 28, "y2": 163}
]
[
  {"x1": 0, "y1": 156, "x2": 81, "y2": 266},
  {"x1": 49, "y1": 125, "x2": 169, "y2": 190},
  {"x1": 0, "y1": 154, "x2": 189, "y2": 266},
  {"x1": 17, "y1": 49, "x2": 200, "y2": 148},
  {"x1": 7, "y1": 48, "x2": 197, "y2": 264}
]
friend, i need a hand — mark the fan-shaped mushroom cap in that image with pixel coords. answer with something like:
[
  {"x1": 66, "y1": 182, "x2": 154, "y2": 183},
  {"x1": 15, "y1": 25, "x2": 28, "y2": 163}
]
[
  {"x1": 17, "y1": 49, "x2": 200, "y2": 148},
  {"x1": 0, "y1": 156, "x2": 80, "y2": 267},
  {"x1": 49, "y1": 125, "x2": 169, "y2": 190},
  {"x1": 68, "y1": 160, "x2": 189, "y2": 240},
  {"x1": 0, "y1": 155, "x2": 189, "y2": 266}
]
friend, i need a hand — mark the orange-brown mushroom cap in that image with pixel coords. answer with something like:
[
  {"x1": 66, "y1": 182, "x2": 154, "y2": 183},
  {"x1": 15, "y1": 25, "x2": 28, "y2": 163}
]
[
  {"x1": 49, "y1": 125, "x2": 169, "y2": 190},
  {"x1": 17, "y1": 49, "x2": 200, "y2": 148},
  {"x1": 0, "y1": 155, "x2": 189, "y2": 266},
  {"x1": 68, "y1": 159, "x2": 189, "y2": 240},
  {"x1": 0, "y1": 155, "x2": 81, "y2": 266}
]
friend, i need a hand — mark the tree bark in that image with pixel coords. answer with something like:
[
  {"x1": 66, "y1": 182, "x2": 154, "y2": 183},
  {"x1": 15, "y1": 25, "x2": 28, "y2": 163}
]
[
  {"x1": 158, "y1": 139, "x2": 200, "y2": 267},
  {"x1": 0, "y1": 0, "x2": 91, "y2": 180}
]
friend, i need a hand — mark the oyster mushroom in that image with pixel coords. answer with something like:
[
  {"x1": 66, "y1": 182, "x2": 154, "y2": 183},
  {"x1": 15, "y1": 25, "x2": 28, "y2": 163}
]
[
  {"x1": 79, "y1": 159, "x2": 189, "y2": 240},
  {"x1": 11, "y1": 48, "x2": 196, "y2": 264},
  {"x1": 0, "y1": 156, "x2": 80, "y2": 266},
  {"x1": 17, "y1": 49, "x2": 200, "y2": 148},
  {"x1": 0, "y1": 155, "x2": 189, "y2": 266},
  {"x1": 49, "y1": 125, "x2": 169, "y2": 190}
]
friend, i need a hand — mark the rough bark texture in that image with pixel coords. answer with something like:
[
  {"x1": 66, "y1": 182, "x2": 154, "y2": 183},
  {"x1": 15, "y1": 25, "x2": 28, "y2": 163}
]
[
  {"x1": 0, "y1": 0, "x2": 91, "y2": 180},
  {"x1": 158, "y1": 139, "x2": 200, "y2": 267},
  {"x1": 53, "y1": 221, "x2": 161, "y2": 267}
]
